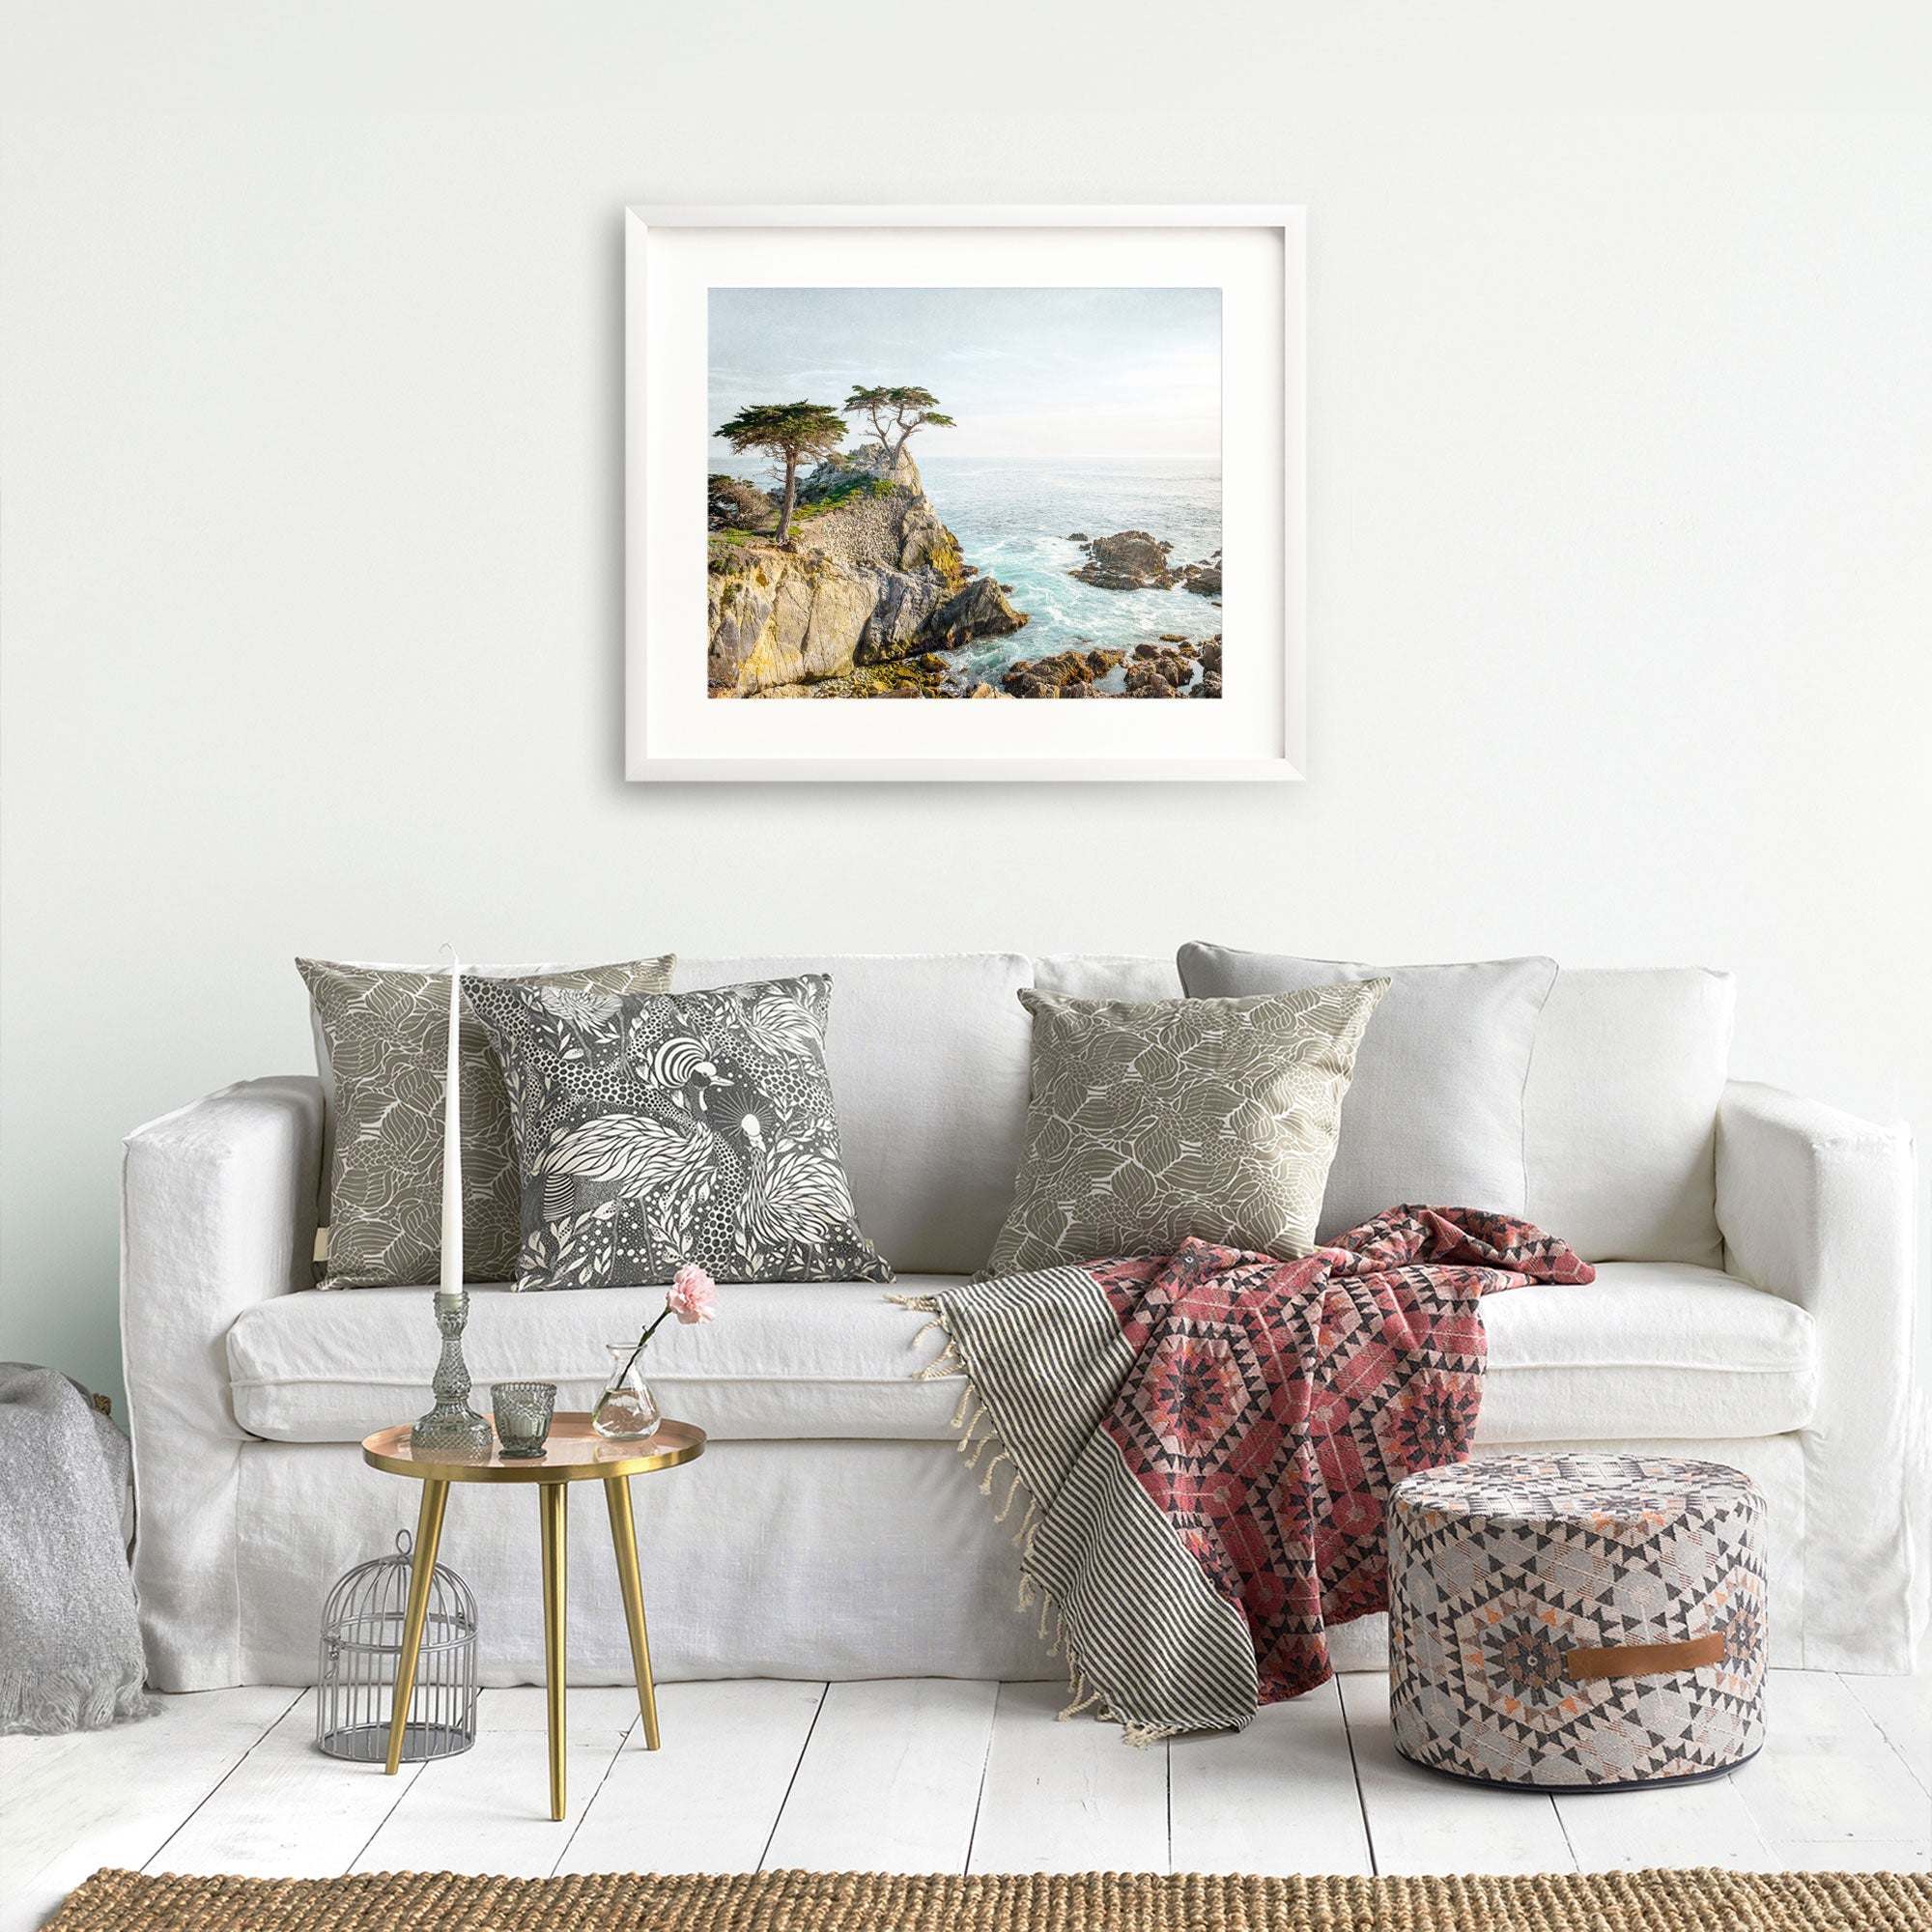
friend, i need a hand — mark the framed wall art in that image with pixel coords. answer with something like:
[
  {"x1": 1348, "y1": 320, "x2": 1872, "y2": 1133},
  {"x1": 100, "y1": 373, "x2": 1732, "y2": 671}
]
[{"x1": 625, "y1": 206, "x2": 1304, "y2": 781}]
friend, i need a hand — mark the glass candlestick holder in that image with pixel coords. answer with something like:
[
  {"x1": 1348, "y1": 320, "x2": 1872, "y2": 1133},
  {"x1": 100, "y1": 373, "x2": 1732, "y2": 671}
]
[{"x1": 412, "y1": 1290, "x2": 494, "y2": 1461}]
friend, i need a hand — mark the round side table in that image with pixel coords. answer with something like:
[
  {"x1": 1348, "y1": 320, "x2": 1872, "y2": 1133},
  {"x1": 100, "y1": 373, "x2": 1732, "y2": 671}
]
[{"x1": 361, "y1": 1413, "x2": 705, "y2": 1820}]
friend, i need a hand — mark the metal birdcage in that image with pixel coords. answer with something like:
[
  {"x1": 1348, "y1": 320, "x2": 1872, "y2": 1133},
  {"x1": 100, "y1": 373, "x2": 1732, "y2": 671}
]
[{"x1": 316, "y1": 1529, "x2": 478, "y2": 1762}]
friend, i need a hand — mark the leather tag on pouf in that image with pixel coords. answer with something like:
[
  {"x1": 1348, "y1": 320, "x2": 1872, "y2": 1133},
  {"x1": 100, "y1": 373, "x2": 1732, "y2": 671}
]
[{"x1": 1564, "y1": 1632, "x2": 1727, "y2": 1682}]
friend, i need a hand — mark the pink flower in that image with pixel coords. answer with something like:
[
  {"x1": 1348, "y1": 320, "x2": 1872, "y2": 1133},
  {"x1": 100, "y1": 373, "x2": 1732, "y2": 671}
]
[{"x1": 666, "y1": 1263, "x2": 718, "y2": 1326}]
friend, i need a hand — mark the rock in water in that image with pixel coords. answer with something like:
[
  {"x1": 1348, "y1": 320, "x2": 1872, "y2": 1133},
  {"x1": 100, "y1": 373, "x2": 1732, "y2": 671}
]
[
  {"x1": 1000, "y1": 647, "x2": 1125, "y2": 698},
  {"x1": 1122, "y1": 642, "x2": 1201, "y2": 697},
  {"x1": 1182, "y1": 558, "x2": 1222, "y2": 597},
  {"x1": 1070, "y1": 530, "x2": 1179, "y2": 590},
  {"x1": 924, "y1": 575, "x2": 1029, "y2": 649}
]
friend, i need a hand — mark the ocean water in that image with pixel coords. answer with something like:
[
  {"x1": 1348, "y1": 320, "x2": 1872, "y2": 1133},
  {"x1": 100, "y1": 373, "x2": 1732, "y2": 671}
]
[{"x1": 715, "y1": 452, "x2": 1222, "y2": 689}]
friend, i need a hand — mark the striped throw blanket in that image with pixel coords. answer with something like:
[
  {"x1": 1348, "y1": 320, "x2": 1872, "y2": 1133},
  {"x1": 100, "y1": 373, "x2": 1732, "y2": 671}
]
[{"x1": 896, "y1": 1207, "x2": 1593, "y2": 1741}]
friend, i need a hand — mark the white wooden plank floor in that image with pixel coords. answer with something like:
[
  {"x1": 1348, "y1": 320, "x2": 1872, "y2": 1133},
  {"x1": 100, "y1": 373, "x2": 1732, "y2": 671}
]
[{"x1": 2, "y1": 1670, "x2": 1926, "y2": 1932}]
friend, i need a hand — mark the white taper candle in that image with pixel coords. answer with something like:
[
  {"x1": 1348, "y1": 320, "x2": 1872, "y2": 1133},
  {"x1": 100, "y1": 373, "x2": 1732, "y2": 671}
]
[{"x1": 440, "y1": 949, "x2": 463, "y2": 1299}]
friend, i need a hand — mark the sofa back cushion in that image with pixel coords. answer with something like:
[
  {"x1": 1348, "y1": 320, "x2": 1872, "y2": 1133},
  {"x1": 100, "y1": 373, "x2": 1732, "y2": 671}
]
[
  {"x1": 1032, "y1": 953, "x2": 1183, "y2": 1003},
  {"x1": 674, "y1": 953, "x2": 1033, "y2": 1276},
  {"x1": 657, "y1": 953, "x2": 1731, "y2": 1274},
  {"x1": 1523, "y1": 967, "x2": 1734, "y2": 1266},
  {"x1": 1037, "y1": 954, "x2": 1733, "y2": 1266}
]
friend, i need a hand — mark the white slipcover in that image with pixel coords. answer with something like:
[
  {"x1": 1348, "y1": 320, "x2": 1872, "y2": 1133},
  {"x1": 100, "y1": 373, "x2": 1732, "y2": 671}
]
[
  {"x1": 1718, "y1": 1082, "x2": 1922, "y2": 1671},
  {"x1": 218, "y1": 1430, "x2": 1808, "y2": 1690},
  {"x1": 122, "y1": 954, "x2": 1918, "y2": 1691}
]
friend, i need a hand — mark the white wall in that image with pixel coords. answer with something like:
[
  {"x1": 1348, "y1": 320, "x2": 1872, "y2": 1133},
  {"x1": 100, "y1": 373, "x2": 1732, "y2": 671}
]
[{"x1": 3, "y1": 4, "x2": 1927, "y2": 1406}]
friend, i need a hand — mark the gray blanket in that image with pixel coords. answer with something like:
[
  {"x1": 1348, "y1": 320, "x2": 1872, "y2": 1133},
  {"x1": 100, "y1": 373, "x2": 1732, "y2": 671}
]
[{"x1": 0, "y1": 1363, "x2": 154, "y2": 1733}]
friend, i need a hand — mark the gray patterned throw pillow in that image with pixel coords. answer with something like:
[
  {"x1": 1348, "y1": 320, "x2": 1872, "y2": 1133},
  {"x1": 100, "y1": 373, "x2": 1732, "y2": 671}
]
[
  {"x1": 979, "y1": 981, "x2": 1388, "y2": 1280},
  {"x1": 298, "y1": 955, "x2": 674, "y2": 1288},
  {"x1": 465, "y1": 972, "x2": 891, "y2": 1290}
]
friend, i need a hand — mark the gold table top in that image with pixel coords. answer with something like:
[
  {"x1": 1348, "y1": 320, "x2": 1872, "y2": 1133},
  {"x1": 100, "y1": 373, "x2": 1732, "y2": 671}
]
[{"x1": 362, "y1": 1413, "x2": 705, "y2": 1485}]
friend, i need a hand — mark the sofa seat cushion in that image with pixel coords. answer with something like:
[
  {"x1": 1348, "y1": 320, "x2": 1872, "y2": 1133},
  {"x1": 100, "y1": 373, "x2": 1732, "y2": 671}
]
[
  {"x1": 1477, "y1": 1264, "x2": 1815, "y2": 1443},
  {"x1": 229, "y1": 1263, "x2": 1814, "y2": 1450},
  {"x1": 228, "y1": 1278, "x2": 967, "y2": 1445}
]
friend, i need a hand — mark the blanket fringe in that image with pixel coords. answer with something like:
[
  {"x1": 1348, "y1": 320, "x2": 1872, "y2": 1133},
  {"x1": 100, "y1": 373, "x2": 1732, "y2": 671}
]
[
  {"x1": 992, "y1": 1463, "x2": 1026, "y2": 1523},
  {"x1": 888, "y1": 1293, "x2": 965, "y2": 1383},
  {"x1": 1014, "y1": 1495, "x2": 1039, "y2": 1546},
  {"x1": 890, "y1": 1291, "x2": 1160, "y2": 1748},
  {"x1": 916, "y1": 1341, "x2": 962, "y2": 1381},
  {"x1": 1059, "y1": 1678, "x2": 1102, "y2": 1720}
]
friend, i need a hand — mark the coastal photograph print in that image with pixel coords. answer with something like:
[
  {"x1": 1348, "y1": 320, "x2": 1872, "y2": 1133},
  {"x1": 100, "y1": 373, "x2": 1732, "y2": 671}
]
[
  {"x1": 626, "y1": 208, "x2": 1303, "y2": 780},
  {"x1": 707, "y1": 287, "x2": 1224, "y2": 702}
]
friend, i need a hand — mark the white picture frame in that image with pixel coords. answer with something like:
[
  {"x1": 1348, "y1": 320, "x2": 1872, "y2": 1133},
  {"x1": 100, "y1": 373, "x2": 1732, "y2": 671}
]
[{"x1": 625, "y1": 205, "x2": 1305, "y2": 781}]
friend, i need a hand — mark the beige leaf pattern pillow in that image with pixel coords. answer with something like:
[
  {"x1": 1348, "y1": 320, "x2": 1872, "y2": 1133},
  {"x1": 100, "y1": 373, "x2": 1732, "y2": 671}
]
[
  {"x1": 298, "y1": 955, "x2": 674, "y2": 1287},
  {"x1": 979, "y1": 981, "x2": 1388, "y2": 1280}
]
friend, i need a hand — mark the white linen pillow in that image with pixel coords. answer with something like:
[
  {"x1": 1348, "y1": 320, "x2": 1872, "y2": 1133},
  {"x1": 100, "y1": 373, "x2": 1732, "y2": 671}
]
[{"x1": 1177, "y1": 946, "x2": 1558, "y2": 1241}]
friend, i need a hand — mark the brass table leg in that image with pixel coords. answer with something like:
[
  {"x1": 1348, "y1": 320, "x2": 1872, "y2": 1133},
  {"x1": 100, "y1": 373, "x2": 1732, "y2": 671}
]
[
  {"x1": 539, "y1": 1481, "x2": 568, "y2": 1820},
  {"x1": 385, "y1": 1479, "x2": 449, "y2": 1776},
  {"x1": 604, "y1": 1475, "x2": 661, "y2": 1750}
]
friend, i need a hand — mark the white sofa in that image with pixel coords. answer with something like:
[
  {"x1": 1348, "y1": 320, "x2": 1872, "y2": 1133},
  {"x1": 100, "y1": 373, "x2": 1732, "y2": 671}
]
[{"x1": 121, "y1": 952, "x2": 1920, "y2": 1692}]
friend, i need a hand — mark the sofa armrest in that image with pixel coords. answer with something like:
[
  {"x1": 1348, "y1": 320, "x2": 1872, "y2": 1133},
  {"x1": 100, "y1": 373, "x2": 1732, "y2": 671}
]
[
  {"x1": 1716, "y1": 1079, "x2": 1918, "y2": 1668},
  {"x1": 121, "y1": 1075, "x2": 324, "y2": 1688}
]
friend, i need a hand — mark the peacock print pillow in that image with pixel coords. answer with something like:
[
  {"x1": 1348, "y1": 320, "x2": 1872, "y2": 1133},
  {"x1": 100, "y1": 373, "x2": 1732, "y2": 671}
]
[{"x1": 464, "y1": 972, "x2": 891, "y2": 1290}]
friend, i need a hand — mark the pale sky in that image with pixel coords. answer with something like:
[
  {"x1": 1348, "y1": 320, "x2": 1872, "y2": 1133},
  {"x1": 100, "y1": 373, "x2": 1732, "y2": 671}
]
[{"x1": 708, "y1": 286, "x2": 1221, "y2": 462}]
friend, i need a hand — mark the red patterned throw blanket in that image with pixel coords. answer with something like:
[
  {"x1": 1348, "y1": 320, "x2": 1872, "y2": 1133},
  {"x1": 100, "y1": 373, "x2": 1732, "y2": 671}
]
[{"x1": 895, "y1": 1207, "x2": 1593, "y2": 1741}]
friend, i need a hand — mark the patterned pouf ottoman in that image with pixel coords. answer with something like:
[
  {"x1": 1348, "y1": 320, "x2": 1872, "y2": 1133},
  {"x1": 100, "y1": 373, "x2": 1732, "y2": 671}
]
[{"x1": 1388, "y1": 1452, "x2": 1766, "y2": 1790}]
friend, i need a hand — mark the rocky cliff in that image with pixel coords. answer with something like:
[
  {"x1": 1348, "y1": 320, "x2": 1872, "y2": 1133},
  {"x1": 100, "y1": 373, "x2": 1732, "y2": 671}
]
[{"x1": 707, "y1": 449, "x2": 1026, "y2": 698}]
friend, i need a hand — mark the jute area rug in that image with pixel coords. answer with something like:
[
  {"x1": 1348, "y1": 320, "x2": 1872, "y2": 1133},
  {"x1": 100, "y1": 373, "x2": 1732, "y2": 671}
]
[{"x1": 47, "y1": 1866, "x2": 1932, "y2": 1931}]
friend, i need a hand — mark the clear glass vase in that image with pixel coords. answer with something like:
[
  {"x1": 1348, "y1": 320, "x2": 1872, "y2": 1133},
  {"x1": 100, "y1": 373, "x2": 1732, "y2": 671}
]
[{"x1": 592, "y1": 1344, "x2": 662, "y2": 1439}]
